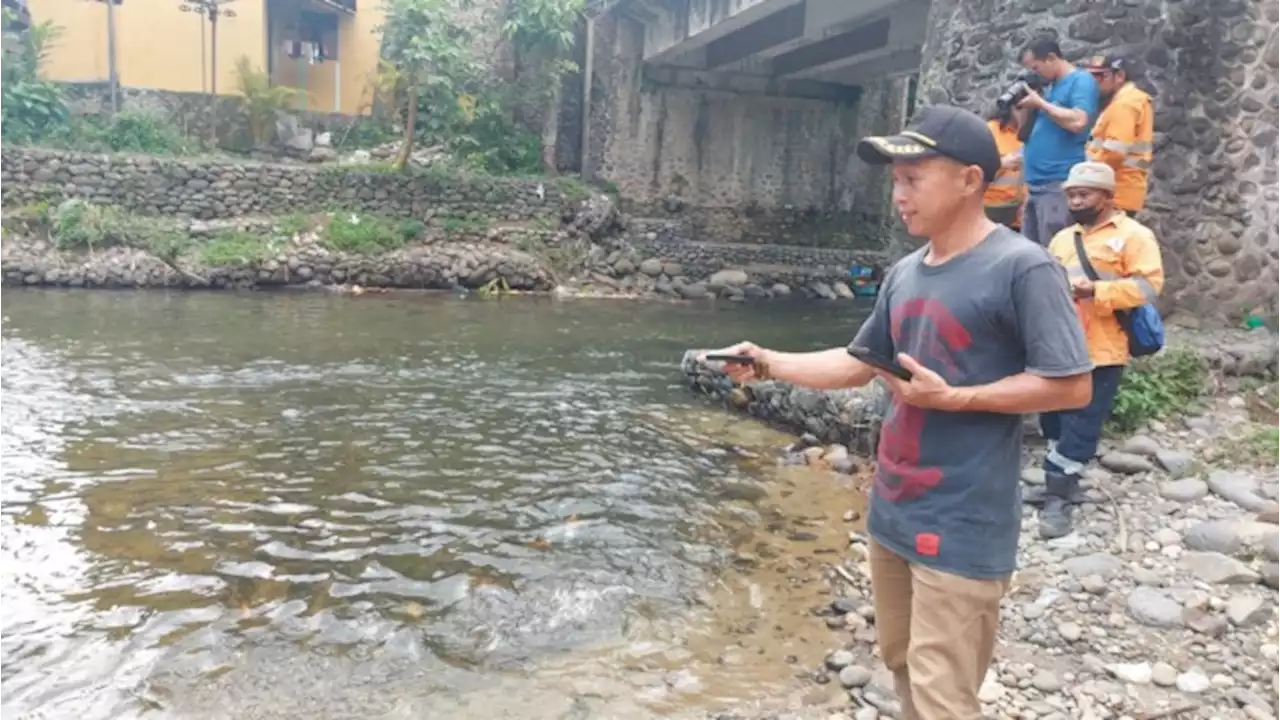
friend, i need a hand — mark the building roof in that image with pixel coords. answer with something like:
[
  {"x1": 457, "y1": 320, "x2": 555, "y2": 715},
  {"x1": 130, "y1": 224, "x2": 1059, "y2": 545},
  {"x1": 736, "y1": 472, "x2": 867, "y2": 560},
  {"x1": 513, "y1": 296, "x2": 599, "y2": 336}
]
[{"x1": 2, "y1": 0, "x2": 30, "y2": 28}]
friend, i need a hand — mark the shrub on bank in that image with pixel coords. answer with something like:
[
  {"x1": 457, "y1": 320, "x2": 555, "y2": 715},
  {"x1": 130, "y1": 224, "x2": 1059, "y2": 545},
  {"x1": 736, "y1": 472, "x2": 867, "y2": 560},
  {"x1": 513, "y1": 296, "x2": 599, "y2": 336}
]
[{"x1": 1106, "y1": 349, "x2": 1208, "y2": 434}]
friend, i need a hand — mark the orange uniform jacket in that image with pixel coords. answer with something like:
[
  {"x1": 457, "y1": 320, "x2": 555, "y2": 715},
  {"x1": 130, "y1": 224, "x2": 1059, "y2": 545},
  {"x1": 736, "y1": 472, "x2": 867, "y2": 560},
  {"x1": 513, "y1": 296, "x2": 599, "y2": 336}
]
[
  {"x1": 1047, "y1": 213, "x2": 1164, "y2": 367},
  {"x1": 983, "y1": 119, "x2": 1025, "y2": 210},
  {"x1": 1087, "y1": 82, "x2": 1154, "y2": 213}
]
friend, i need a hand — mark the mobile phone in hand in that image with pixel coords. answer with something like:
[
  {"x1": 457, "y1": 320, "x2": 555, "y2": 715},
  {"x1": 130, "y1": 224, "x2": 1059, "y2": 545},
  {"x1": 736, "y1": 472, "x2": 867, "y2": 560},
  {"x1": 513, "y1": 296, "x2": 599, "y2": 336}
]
[
  {"x1": 704, "y1": 354, "x2": 756, "y2": 365},
  {"x1": 847, "y1": 345, "x2": 912, "y2": 381}
]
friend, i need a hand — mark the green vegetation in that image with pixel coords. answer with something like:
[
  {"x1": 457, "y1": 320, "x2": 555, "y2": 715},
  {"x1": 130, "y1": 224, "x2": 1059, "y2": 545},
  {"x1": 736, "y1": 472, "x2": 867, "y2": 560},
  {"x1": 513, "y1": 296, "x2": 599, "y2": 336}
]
[
  {"x1": 439, "y1": 214, "x2": 489, "y2": 235},
  {"x1": 514, "y1": 234, "x2": 589, "y2": 283},
  {"x1": 43, "y1": 111, "x2": 193, "y2": 155},
  {"x1": 1243, "y1": 425, "x2": 1279, "y2": 467},
  {"x1": 233, "y1": 56, "x2": 306, "y2": 147},
  {"x1": 48, "y1": 201, "x2": 185, "y2": 255},
  {"x1": 377, "y1": 0, "x2": 585, "y2": 176},
  {"x1": 321, "y1": 213, "x2": 409, "y2": 254},
  {"x1": 1, "y1": 13, "x2": 69, "y2": 144},
  {"x1": 199, "y1": 231, "x2": 276, "y2": 267},
  {"x1": 1106, "y1": 349, "x2": 1208, "y2": 434}
]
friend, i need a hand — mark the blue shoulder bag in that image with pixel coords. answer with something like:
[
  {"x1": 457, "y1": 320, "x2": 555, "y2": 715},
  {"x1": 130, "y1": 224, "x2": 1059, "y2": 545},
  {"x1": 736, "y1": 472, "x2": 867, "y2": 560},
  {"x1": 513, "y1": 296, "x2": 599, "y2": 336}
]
[{"x1": 1073, "y1": 230, "x2": 1164, "y2": 357}]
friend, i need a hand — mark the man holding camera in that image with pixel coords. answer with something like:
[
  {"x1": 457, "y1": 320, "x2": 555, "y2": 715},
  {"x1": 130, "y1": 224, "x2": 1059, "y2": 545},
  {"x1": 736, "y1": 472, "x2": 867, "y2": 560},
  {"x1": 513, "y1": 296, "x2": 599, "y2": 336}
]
[
  {"x1": 1084, "y1": 55, "x2": 1154, "y2": 214},
  {"x1": 1017, "y1": 38, "x2": 1100, "y2": 246}
]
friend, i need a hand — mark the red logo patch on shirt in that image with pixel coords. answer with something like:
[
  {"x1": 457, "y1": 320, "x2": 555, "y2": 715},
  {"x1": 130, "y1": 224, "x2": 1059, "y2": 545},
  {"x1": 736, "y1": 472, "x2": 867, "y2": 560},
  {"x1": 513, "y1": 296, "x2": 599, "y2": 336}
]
[{"x1": 915, "y1": 532, "x2": 940, "y2": 557}]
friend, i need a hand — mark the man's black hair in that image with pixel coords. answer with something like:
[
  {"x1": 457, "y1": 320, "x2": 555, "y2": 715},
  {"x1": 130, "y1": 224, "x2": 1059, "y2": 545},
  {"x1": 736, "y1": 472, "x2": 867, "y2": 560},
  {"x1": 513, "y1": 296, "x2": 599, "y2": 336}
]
[{"x1": 1024, "y1": 37, "x2": 1062, "y2": 60}]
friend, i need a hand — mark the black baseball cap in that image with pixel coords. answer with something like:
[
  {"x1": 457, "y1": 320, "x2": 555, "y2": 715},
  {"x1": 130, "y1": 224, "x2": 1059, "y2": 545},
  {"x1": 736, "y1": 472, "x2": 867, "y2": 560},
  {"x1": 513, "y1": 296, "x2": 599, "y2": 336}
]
[{"x1": 855, "y1": 105, "x2": 1001, "y2": 183}]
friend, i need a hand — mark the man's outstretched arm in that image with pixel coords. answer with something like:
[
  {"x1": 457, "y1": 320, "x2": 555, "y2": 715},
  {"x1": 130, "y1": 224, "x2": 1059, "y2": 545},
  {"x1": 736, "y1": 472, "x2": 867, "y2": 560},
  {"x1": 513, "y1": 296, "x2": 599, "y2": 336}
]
[{"x1": 761, "y1": 347, "x2": 877, "y2": 390}]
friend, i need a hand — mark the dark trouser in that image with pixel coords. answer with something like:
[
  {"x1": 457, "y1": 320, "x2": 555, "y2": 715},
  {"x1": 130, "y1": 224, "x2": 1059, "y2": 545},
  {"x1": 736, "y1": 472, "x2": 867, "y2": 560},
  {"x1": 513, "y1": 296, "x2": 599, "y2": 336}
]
[
  {"x1": 985, "y1": 204, "x2": 1020, "y2": 230},
  {"x1": 1023, "y1": 182, "x2": 1071, "y2": 247},
  {"x1": 1040, "y1": 365, "x2": 1126, "y2": 491}
]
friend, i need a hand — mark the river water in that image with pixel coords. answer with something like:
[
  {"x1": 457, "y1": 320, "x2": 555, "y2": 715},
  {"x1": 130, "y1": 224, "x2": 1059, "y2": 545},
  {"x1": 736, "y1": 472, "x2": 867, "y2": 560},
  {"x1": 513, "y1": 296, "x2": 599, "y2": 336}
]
[{"x1": 2, "y1": 289, "x2": 872, "y2": 720}]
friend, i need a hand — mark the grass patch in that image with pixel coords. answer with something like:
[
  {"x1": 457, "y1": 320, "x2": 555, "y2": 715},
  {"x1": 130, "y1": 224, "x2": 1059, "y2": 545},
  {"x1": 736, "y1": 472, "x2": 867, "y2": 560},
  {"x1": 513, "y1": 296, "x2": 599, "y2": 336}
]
[
  {"x1": 48, "y1": 201, "x2": 185, "y2": 254},
  {"x1": 439, "y1": 214, "x2": 489, "y2": 235},
  {"x1": 321, "y1": 212, "x2": 407, "y2": 254},
  {"x1": 1242, "y1": 425, "x2": 1279, "y2": 467},
  {"x1": 276, "y1": 212, "x2": 311, "y2": 237},
  {"x1": 199, "y1": 231, "x2": 275, "y2": 267},
  {"x1": 1106, "y1": 349, "x2": 1208, "y2": 434}
]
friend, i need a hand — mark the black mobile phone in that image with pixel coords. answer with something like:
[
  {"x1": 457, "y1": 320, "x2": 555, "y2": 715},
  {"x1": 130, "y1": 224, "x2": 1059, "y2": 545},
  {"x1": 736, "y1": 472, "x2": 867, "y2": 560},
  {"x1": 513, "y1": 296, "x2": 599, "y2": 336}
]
[
  {"x1": 704, "y1": 353, "x2": 756, "y2": 365},
  {"x1": 848, "y1": 345, "x2": 912, "y2": 381}
]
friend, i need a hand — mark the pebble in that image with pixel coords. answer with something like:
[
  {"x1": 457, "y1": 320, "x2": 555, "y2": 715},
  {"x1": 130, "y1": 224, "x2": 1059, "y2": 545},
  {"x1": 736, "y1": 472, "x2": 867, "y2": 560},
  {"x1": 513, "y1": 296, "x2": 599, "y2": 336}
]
[
  {"x1": 1226, "y1": 593, "x2": 1271, "y2": 627},
  {"x1": 1120, "y1": 435, "x2": 1162, "y2": 457},
  {"x1": 853, "y1": 709, "x2": 879, "y2": 720},
  {"x1": 1158, "y1": 477, "x2": 1209, "y2": 502},
  {"x1": 1151, "y1": 662, "x2": 1178, "y2": 687},
  {"x1": 1057, "y1": 621, "x2": 1082, "y2": 642},
  {"x1": 1061, "y1": 552, "x2": 1123, "y2": 578},
  {"x1": 1176, "y1": 669, "x2": 1211, "y2": 693},
  {"x1": 1155, "y1": 448, "x2": 1195, "y2": 476},
  {"x1": 1031, "y1": 669, "x2": 1063, "y2": 692},
  {"x1": 1181, "y1": 550, "x2": 1262, "y2": 584},
  {"x1": 1099, "y1": 451, "x2": 1156, "y2": 474},
  {"x1": 838, "y1": 665, "x2": 872, "y2": 689},
  {"x1": 1106, "y1": 662, "x2": 1152, "y2": 684},
  {"x1": 826, "y1": 650, "x2": 855, "y2": 671},
  {"x1": 1127, "y1": 587, "x2": 1185, "y2": 628},
  {"x1": 1154, "y1": 527, "x2": 1182, "y2": 547}
]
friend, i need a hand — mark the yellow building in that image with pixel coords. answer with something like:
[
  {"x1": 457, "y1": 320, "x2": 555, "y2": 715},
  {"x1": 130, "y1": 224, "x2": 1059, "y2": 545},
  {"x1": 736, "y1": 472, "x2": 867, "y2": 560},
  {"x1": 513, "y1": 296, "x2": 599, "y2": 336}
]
[{"x1": 30, "y1": 0, "x2": 383, "y2": 115}]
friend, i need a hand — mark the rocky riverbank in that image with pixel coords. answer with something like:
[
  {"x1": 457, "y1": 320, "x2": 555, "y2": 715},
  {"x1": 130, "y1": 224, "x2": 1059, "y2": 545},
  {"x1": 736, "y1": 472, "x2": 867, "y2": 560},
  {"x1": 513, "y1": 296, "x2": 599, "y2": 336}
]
[
  {"x1": 1, "y1": 210, "x2": 880, "y2": 304},
  {"x1": 1, "y1": 147, "x2": 887, "y2": 302},
  {"x1": 682, "y1": 334, "x2": 1279, "y2": 720}
]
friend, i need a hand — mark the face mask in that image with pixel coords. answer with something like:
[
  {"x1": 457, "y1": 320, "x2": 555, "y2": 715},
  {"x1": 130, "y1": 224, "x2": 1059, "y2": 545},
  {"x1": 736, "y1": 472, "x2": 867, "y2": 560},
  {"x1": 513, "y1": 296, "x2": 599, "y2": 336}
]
[{"x1": 1070, "y1": 205, "x2": 1102, "y2": 226}]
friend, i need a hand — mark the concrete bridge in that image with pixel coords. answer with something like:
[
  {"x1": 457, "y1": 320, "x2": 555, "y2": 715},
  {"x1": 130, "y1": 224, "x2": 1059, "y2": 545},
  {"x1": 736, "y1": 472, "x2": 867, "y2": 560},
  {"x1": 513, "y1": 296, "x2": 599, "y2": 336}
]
[
  {"x1": 614, "y1": 0, "x2": 925, "y2": 101},
  {"x1": 573, "y1": 0, "x2": 924, "y2": 254}
]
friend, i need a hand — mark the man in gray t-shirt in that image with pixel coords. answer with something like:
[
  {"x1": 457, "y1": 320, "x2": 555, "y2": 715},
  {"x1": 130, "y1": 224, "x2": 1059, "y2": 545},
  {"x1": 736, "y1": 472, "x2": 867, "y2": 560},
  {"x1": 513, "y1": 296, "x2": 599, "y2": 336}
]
[{"x1": 706, "y1": 105, "x2": 1092, "y2": 719}]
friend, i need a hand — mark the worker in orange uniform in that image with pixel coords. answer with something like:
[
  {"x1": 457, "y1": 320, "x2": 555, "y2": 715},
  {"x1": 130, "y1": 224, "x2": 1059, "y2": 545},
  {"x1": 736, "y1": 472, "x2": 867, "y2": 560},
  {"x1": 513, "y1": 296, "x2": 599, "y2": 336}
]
[
  {"x1": 1083, "y1": 55, "x2": 1154, "y2": 214},
  {"x1": 1027, "y1": 161, "x2": 1164, "y2": 538},
  {"x1": 984, "y1": 103, "x2": 1027, "y2": 229}
]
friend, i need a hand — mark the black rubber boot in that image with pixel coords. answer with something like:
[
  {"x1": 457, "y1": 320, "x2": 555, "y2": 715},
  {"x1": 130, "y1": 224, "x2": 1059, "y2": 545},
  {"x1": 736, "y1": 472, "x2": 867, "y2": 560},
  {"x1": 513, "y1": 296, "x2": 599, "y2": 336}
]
[
  {"x1": 1038, "y1": 471, "x2": 1080, "y2": 539},
  {"x1": 1023, "y1": 484, "x2": 1088, "y2": 506}
]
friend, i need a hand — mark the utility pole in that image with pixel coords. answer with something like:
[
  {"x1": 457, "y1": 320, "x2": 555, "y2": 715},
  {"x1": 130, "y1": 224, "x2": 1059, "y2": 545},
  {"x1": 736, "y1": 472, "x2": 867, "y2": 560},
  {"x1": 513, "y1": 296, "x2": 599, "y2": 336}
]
[
  {"x1": 93, "y1": 0, "x2": 122, "y2": 115},
  {"x1": 179, "y1": 0, "x2": 235, "y2": 96},
  {"x1": 180, "y1": 0, "x2": 235, "y2": 147}
]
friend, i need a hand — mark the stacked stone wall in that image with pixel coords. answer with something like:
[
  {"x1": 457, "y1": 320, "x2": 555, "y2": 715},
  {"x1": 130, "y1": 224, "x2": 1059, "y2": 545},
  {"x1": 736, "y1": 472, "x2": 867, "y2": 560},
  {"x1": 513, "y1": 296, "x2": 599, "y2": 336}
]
[{"x1": 916, "y1": 0, "x2": 1279, "y2": 318}]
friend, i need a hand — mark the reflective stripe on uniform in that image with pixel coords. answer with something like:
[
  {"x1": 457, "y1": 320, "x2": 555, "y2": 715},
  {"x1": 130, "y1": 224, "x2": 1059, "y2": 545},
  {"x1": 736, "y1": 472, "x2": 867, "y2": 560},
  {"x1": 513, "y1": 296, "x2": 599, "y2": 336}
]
[
  {"x1": 1133, "y1": 276, "x2": 1159, "y2": 303},
  {"x1": 1124, "y1": 157, "x2": 1151, "y2": 170},
  {"x1": 991, "y1": 175, "x2": 1021, "y2": 186},
  {"x1": 1047, "y1": 449, "x2": 1085, "y2": 476},
  {"x1": 1090, "y1": 138, "x2": 1154, "y2": 155}
]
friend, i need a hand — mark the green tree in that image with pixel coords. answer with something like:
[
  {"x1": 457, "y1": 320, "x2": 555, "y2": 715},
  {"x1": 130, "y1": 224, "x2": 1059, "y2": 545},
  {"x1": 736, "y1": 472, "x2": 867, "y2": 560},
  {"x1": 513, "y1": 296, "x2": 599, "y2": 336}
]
[
  {"x1": 377, "y1": 0, "x2": 477, "y2": 170},
  {"x1": 0, "y1": 12, "x2": 68, "y2": 143},
  {"x1": 502, "y1": 0, "x2": 585, "y2": 174}
]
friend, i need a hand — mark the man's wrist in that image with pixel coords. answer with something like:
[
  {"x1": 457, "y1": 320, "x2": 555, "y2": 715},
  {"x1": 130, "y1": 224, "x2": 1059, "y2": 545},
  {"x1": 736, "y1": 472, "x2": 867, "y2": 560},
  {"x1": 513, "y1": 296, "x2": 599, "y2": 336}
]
[{"x1": 945, "y1": 385, "x2": 978, "y2": 412}]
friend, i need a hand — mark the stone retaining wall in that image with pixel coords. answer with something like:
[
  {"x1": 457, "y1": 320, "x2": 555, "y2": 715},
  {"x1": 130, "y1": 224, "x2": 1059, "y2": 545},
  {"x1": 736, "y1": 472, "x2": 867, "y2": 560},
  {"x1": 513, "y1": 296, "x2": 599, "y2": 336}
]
[
  {"x1": 0, "y1": 235, "x2": 555, "y2": 292},
  {"x1": 681, "y1": 351, "x2": 890, "y2": 456},
  {"x1": 626, "y1": 203, "x2": 888, "y2": 250},
  {"x1": 917, "y1": 0, "x2": 1279, "y2": 319},
  {"x1": 0, "y1": 147, "x2": 570, "y2": 222},
  {"x1": 680, "y1": 328, "x2": 1277, "y2": 457}
]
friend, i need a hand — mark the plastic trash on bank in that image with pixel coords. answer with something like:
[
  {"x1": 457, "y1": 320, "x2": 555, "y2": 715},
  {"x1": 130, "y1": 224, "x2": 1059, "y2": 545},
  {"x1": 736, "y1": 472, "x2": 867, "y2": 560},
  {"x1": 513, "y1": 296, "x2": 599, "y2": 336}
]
[{"x1": 849, "y1": 263, "x2": 879, "y2": 298}]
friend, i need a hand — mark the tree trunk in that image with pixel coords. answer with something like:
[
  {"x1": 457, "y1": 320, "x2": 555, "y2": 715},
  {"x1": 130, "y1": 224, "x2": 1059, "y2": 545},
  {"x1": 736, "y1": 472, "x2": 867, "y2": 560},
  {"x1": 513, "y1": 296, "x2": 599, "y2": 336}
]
[
  {"x1": 393, "y1": 82, "x2": 418, "y2": 171},
  {"x1": 540, "y1": 80, "x2": 561, "y2": 176}
]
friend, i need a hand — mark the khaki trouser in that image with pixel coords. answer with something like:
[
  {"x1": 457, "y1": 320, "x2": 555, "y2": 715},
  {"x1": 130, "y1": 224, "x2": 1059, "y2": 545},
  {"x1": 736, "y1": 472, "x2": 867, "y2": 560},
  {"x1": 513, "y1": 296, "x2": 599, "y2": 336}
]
[{"x1": 869, "y1": 540, "x2": 1011, "y2": 720}]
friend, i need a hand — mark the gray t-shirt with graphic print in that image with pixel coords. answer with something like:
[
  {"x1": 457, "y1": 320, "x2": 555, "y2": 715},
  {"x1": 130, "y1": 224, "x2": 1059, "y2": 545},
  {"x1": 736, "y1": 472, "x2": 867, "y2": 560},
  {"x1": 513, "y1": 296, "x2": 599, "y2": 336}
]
[{"x1": 851, "y1": 227, "x2": 1091, "y2": 580}]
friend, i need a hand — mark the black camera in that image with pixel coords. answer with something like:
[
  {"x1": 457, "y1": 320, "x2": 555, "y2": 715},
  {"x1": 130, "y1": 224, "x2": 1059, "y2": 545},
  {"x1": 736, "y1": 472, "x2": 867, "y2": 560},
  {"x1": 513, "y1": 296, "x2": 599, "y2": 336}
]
[{"x1": 997, "y1": 69, "x2": 1045, "y2": 110}]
